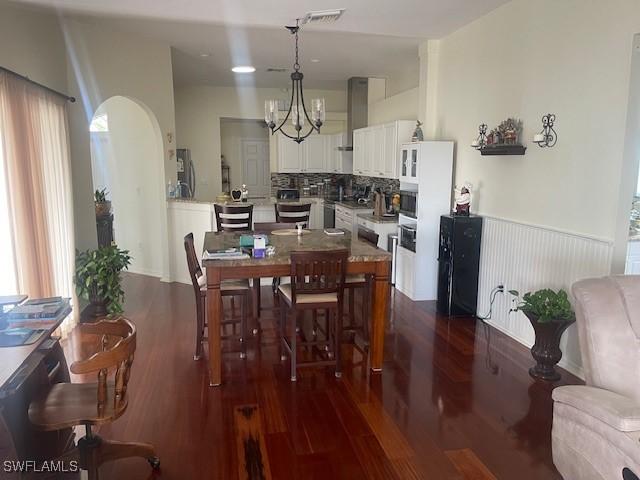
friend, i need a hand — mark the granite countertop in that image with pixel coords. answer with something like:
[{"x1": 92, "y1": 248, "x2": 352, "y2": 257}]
[
  {"x1": 357, "y1": 213, "x2": 399, "y2": 224},
  {"x1": 334, "y1": 200, "x2": 374, "y2": 210},
  {"x1": 169, "y1": 197, "x2": 320, "y2": 207},
  {"x1": 202, "y1": 230, "x2": 390, "y2": 268}
]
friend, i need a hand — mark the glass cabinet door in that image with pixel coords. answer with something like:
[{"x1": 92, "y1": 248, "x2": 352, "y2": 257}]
[
  {"x1": 401, "y1": 149, "x2": 408, "y2": 177},
  {"x1": 411, "y1": 148, "x2": 418, "y2": 178}
]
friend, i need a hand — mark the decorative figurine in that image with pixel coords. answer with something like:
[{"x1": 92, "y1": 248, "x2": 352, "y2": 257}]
[
  {"x1": 454, "y1": 183, "x2": 473, "y2": 216},
  {"x1": 241, "y1": 184, "x2": 248, "y2": 202},
  {"x1": 231, "y1": 188, "x2": 242, "y2": 202},
  {"x1": 411, "y1": 121, "x2": 424, "y2": 142}
]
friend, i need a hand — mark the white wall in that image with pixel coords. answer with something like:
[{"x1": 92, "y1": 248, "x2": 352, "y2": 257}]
[
  {"x1": 62, "y1": 18, "x2": 176, "y2": 282},
  {"x1": 421, "y1": 0, "x2": 640, "y2": 377},
  {"x1": 174, "y1": 85, "x2": 347, "y2": 201},
  {"x1": 0, "y1": 3, "x2": 67, "y2": 94},
  {"x1": 220, "y1": 119, "x2": 268, "y2": 189},
  {"x1": 368, "y1": 87, "x2": 419, "y2": 126},
  {"x1": 90, "y1": 97, "x2": 164, "y2": 277}
]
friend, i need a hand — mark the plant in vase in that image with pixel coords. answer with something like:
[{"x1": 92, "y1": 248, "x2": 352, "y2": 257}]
[
  {"x1": 509, "y1": 288, "x2": 575, "y2": 381},
  {"x1": 94, "y1": 188, "x2": 111, "y2": 217},
  {"x1": 75, "y1": 245, "x2": 131, "y2": 317}
]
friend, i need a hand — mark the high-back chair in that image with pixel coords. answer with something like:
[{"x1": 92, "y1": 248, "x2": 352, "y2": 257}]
[
  {"x1": 277, "y1": 249, "x2": 348, "y2": 381},
  {"x1": 184, "y1": 233, "x2": 250, "y2": 360},
  {"x1": 274, "y1": 203, "x2": 311, "y2": 227},
  {"x1": 28, "y1": 317, "x2": 160, "y2": 479},
  {"x1": 552, "y1": 275, "x2": 640, "y2": 480},
  {"x1": 214, "y1": 204, "x2": 253, "y2": 232}
]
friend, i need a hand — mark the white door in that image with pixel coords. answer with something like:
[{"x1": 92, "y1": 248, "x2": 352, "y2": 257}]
[
  {"x1": 242, "y1": 139, "x2": 270, "y2": 197},
  {"x1": 277, "y1": 134, "x2": 301, "y2": 172},
  {"x1": 303, "y1": 135, "x2": 326, "y2": 172}
]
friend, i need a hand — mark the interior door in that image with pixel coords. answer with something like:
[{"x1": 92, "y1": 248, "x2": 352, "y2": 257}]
[{"x1": 242, "y1": 139, "x2": 270, "y2": 197}]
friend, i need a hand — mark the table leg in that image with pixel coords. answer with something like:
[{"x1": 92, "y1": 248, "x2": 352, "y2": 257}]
[
  {"x1": 253, "y1": 278, "x2": 261, "y2": 319},
  {"x1": 370, "y1": 260, "x2": 391, "y2": 372},
  {"x1": 207, "y1": 267, "x2": 222, "y2": 386}
]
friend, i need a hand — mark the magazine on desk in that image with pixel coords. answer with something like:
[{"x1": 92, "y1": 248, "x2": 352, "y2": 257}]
[
  {"x1": 202, "y1": 247, "x2": 250, "y2": 261},
  {"x1": 0, "y1": 299, "x2": 72, "y2": 347}
]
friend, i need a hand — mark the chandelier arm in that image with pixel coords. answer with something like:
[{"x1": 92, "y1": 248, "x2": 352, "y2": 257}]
[
  {"x1": 297, "y1": 77, "x2": 317, "y2": 131},
  {"x1": 270, "y1": 77, "x2": 297, "y2": 135}
]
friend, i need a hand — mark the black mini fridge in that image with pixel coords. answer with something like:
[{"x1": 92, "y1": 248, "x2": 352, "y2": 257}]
[{"x1": 437, "y1": 215, "x2": 483, "y2": 316}]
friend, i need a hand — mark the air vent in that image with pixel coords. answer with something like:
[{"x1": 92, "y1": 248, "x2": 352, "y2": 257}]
[
  {"x1": 301, "y1": 9, "x2": 345, "y2": 25},
  {"x1": 266, "y1": 68, "x2": 287, "y2": 73}
]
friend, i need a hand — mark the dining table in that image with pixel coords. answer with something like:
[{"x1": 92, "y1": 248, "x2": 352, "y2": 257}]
[{"x1": 202, "y1": 229, "x2": 392, "y2": 386}]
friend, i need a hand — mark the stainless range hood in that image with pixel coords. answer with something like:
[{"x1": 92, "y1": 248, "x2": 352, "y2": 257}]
[{"x1": 337, "y1": 77, "x2": 368, "y2": 151}]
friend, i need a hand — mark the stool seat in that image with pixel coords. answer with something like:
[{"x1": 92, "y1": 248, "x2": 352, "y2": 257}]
[{"x1": 278, "y1": 284, "x2": 338, "y2": 305}]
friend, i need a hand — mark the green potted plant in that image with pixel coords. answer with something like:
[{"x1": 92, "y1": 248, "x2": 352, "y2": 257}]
[
  {"x1": 75, "y1": 245, "x2": 131, "y2": 317},
  {"x1": 509, "y1": 288, "x2": 576, "y2": 381},
  {"x1": 94, "y1": 188, "x2": 111, "y2": 217}
]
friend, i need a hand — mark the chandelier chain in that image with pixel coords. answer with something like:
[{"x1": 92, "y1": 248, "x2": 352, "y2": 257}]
[{"x1": 293, "y1": 19, "x2": 300, "y2": 71}]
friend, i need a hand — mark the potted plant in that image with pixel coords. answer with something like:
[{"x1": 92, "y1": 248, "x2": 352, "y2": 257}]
[
  {"x1": 75, "y1": 245, "x2": 131, "y2": 317},
  {"x1": 94, "y1": 188, "x2": 111, "y2": 217},
  {"x1": 509, "y1": 288, "x2": 576, "y2": 381}
]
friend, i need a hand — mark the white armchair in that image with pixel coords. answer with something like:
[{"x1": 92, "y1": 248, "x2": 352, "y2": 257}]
[{"x1": 552, "y1": 275, "x2": 640, "y2": 480}]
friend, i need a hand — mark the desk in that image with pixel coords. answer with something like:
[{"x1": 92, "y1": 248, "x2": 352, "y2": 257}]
[
  {"x1": 203, "y1": 230, "x2": 391, "y2": 386},
  {"x1": 0, "y1": 308, "x2": 72, "y2": 467}
]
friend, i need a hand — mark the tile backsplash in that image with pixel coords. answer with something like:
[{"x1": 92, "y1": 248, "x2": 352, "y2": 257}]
[{"x1": 271, "y1": 173, "x2": 399, "y2": 197}]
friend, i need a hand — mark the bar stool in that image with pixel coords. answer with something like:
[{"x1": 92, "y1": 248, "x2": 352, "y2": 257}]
[
  {"x1": 342, "y1": 227, "x2": 379, "y2": 350},
  {"x1": 184, "y1": 233, "x2": 250, "y2": 360},
  {"x1": 274, "y1": 203, "x2": 311, "y2": 227},
  {"x1": 214, "y1": 203, "x2": 253, "y2": 231},
  {"x1": 278, "y1": 249, "x2": 348, "y2": 381}
]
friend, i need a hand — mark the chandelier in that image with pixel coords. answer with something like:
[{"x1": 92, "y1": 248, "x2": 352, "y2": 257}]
[{"x1": 264, "y1": 19, "x2": 325, "y2": 144}]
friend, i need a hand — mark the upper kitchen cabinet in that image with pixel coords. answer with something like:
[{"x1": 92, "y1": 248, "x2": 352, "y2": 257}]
[
  {"x1": 276, "y1": 133, "x2": 301, "y2": 173},
  {"x1": 352, "y1": 120, "x2": 415, "y2": 179},
  {"x1": 302, "y1": 135, "x2": 326, "y2": 172},
  {"x1": 326, "y1": 133, "x2": 353, "y2": 174}
]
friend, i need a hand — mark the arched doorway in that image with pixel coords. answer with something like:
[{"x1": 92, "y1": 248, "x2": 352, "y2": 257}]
[{"x1": 89, "y1": 96, "x2": 165, "y2": 278}]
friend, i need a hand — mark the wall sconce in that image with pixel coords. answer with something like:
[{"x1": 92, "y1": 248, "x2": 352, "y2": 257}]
[
  {"x1": 533, "y1": 114, "x2": 557, "y2": 148},
  {"x1": 471, "y1": 123, "x2": 488, "y2": 150}
]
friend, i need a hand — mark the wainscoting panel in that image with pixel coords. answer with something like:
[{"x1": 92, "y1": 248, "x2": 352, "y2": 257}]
[{"x1": 477, "y1": 216, "x2": 614, "y2": 378}]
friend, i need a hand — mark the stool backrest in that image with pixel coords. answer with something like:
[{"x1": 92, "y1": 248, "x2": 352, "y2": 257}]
[
  {"x1": 275, "y1": 203, "x2": 311, "y2": 227},
  {"x1": 214, "y1": 204, "x2": 253, "y2": 232},
  {"x1": 289, "y1": 249, "x2": 348, "y2": 304}
]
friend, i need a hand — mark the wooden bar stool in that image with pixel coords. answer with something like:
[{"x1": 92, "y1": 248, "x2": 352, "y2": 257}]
[
  {"x1": 214, "y1": 203, "x2": 253, "y2": 231},
  {"x1": 274, "y1": 203, "x2": 311, "y2": 227},
  {"x1": 184, "y1": 233, "x2": 250, "y2": 360},
  {"x1": 342, "y1": 227, "x2": 379, "y2": 350},
  {"x1": 28, "y1": 317, "x2": 159, "y2": 480},
  {"x1": 278, "y1": 249, "x2": 348, "y2": 381}
]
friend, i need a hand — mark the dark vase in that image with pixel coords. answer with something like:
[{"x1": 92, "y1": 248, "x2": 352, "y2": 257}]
[
  {"x1": 88, "y1": 285, "x2": 108, "y2": 318},
  {"x1": 526, "y1": 312, "x2": 575, "y2": 381}
]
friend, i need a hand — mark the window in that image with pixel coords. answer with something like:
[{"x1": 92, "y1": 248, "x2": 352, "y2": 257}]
[{"x1": 0, "y1": 133, "x2": 17, "y2": 295}]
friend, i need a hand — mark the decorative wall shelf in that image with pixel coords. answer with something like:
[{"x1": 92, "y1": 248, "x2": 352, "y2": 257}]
[{"x1": 480, "y1": 144, "x2": 527, "y2": 156}]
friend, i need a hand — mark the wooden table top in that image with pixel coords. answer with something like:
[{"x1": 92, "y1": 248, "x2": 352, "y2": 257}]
[{"x1": 202, "y1": 229, "x2": 391, "y2": 268}]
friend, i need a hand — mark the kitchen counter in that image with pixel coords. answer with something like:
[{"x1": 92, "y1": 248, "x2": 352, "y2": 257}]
[
  {"x1": 334, "y1": 200, "x2": 374, "y2": 210},
  {"x1": 168, "y1": 197, "x2": 321, "y2": 207},
  {"x1": 357, "y1": 213, "x2": 399, "y2": 224}
]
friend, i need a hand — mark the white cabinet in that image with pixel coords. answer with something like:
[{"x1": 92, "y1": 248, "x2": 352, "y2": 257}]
[
  {"x1": 356, "y1": 216, "x2": 398, "y2": 250},
  {"x1": 326, "y1": 133, "x2": 352, "y2": 174},
  {"x1": 395, "y1": 246, "x2": 415, "y2": 299},
  {"x1": 302, "y1": 135, "x2": 326, "y2": 172},
  {"x1": 352, "y1": 120, "x2": 414, "y2": 179},
  {"x1": 399, "y1": 144, "x2": 419, "y2": 184},
  {"x1": 335, "y1": 204, "x2": 374, "y2": 233},
  {"x1": 277, "y1": 134, "x2": 301, "y2": 173}
]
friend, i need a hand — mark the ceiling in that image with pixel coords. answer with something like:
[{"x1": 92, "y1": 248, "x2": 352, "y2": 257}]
[{"x1": 10, "y1": 0, "x2": 509, "y2": 91}]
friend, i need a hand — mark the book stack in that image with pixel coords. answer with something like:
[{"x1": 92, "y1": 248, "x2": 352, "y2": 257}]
[{"x1": 4, "y1": 297, "x2": 71, "y2": 329}]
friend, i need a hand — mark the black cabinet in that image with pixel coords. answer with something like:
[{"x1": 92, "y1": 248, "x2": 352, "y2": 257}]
[{"x1": 437, "y1": 215, "x2": 483, "y2": 316}]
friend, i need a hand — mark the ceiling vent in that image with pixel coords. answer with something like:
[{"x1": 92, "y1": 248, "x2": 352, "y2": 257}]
[
  {"x1": 301, "y1": 9, "x2": 345, "y2": 25},
  {"x1": 266, "y1": 68, "x2": 287, "y2": 73}
]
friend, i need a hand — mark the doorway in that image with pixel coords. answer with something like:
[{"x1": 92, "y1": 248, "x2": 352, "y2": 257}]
[
  {"x1": 220, "y1": 118, "x2": 270, "y2": 197},
  {"x1": 89, "y1": 96, "x2": 165, "y2": 278}
]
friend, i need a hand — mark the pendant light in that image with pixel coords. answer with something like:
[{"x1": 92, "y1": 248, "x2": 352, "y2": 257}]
[{"x1": 265, "y1": 19, "x2": 325, "y2": 143}]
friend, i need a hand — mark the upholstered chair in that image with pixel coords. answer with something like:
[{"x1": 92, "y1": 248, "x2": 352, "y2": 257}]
[{"x1": 552, "y1": 275, "x2": 640, "y2": 480}]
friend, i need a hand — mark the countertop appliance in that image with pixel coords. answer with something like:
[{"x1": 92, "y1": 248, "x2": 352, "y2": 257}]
[
  {"x1": 276, "y1": 189, "x2": 300, "y2": 200},
  {"x1": 176, "y1": 148, "x2": 195, "y2": 198},
  {"x1": 353, "y1": 185, "x2": 371, "y2": 202},
  {"x1": 323, "y1": 201, "x2": 335, "y2": 228},
  {"x1": 399, "y1": 223, "x2": 417, "y2": 252},
  {"x1": 399, "y1": 190, "x2": 417, "y2": 218},
  {"x1": 437, "y1": 215, "x2": 483, "y2": 316}
]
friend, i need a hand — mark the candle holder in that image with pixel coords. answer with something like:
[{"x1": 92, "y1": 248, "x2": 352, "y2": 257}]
[
  {"x1": 471, "y1": 123, "x2": 488, "y2": 150},
  {"x1": 533, "y1": 114, "x2": 557, "y2": 148}
]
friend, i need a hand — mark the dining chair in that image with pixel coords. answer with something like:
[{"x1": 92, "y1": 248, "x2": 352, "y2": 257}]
[
  {"x1": 214, "y1": 204, "x2": 253, "y2": 232},
  {"x1": 28, "y1": 316, "x2": 160, "y2": 480},
  {"x1": 278, "y1": 249, "x2": 348, "y2": 381},
  {"x1": 274, "y1": 203, "x2": 311, "y2": 227},
  {"x1": 341, "y1": 227, "x2": 379, "y2": 350},
  {"x1": 184, "y1": 233, "x2": 250, "y2": 360}
]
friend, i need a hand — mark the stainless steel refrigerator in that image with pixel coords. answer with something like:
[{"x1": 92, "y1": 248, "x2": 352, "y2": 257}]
[{"x1": 176, "y1": 148, "x2": 195, "y2": 198}]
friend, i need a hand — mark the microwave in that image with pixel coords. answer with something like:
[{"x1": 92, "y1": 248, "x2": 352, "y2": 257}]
[
  {"x1": 399, "y1": 190, "x2": 417, "y2": 218},
  {"x1": 399, "y1": 224, "x2": 417, "y2": 252}
]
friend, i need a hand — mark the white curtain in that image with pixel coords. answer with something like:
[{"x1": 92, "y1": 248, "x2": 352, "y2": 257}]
[{"x1": 0, "y1": 71, "x2": 78, "y2": 337}]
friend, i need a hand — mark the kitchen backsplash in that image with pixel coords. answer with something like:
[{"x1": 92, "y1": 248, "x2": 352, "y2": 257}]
[{"x1": 271, "y1": 173, "x2": 399, "y2": 197}]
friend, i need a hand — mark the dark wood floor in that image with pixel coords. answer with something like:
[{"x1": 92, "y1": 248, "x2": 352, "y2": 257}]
[{"x1": 64, "y1": 273, "x2": 581, "y2": 479}]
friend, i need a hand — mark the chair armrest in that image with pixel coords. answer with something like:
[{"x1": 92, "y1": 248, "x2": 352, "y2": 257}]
[{"x1": 553, "y1": 385, "x2": 640, "y2": 432}]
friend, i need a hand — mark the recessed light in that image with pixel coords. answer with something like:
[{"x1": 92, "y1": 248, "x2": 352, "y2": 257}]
[
  {"x1": 311, "y1": 59, "x2": 320, "y2": 63},
  {"x1": 231, "y1": 66, "x2": 256, "y2": 73},
  {"x1": 200, "y1": 53, "x2": 210, "y2": 57}
]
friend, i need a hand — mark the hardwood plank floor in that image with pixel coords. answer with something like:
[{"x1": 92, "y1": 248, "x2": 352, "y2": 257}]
[{"x1": 64, "y1": 273, "x2": 580, "y2": 479}]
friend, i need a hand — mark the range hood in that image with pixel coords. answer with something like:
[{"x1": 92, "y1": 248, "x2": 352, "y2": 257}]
[{"x1": 337, "y1": 77, "x2": 368, "y2": 151}]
